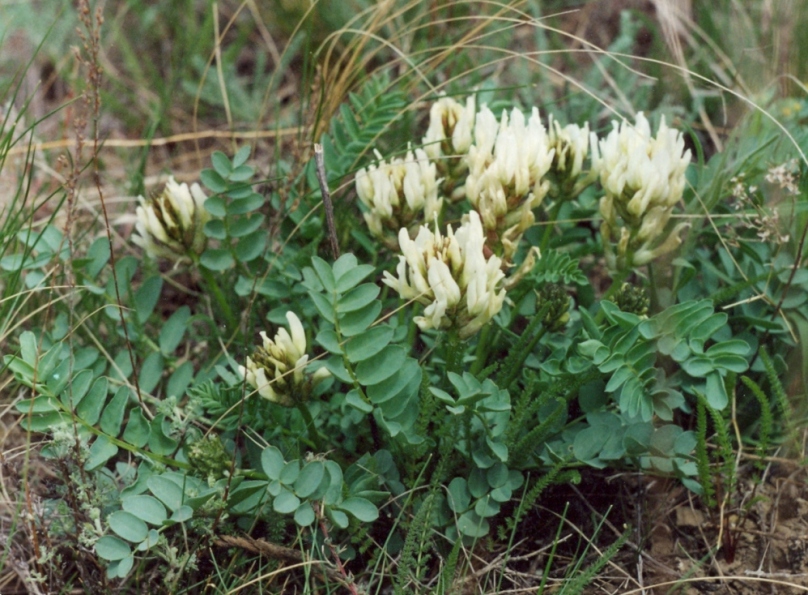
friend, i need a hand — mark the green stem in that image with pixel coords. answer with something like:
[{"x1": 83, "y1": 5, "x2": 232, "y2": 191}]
[
  {"x1": 194, "y1": 257, "x2": 239, "y2": 332},
  {"x1": 296, "y1": 402, "x2": 325, "y2": 453},
  {"x1": 539, "y1": 197, "x2": 566, "y2": 254},
  {"x1": 444, "y1": 328, "x2": 464, "y2": 378},
  {"x1": 470, "y1": 324, "x2": 493, "y2": 375}
]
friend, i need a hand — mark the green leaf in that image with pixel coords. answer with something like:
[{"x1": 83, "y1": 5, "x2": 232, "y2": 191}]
[
  {"x1": 61, "y1": 368, "x2": 94, "y2": 406},
  {"x1": 261, "y1": 446, "x2": 285, "y2": 480},
  {"x1": 332, "y1": 253, "x2": 358, "y2": 279},
  {"x1": 235, "y1": 229, "x2": 266, "y2": 262},
  {"x1": 148, "y1": 415, "x2": 178, "y2": 455},
  {"x1": 279, "y1": 461, "x2": 300, "y2": 484},
  {"x1": 345, "y1": 389, "x2": 373, "y2": 413},
  {"x1": 211, "y1": 151, "x2": 232, "y2": 176},
  {"x1": 356, "y1": 346, "x2": 406, "y2": 385},
  {"x1": 705, "y1": 372, "x2": 728, "y2": 410},
  {"x1": 229, "y1": 165, "x2": 254, "y2": 182},
  {"x1": 85, "y1": 236, "x2": 111, "y2": 279},
  {"x1": 682, "y1": 356, "x2": 714, "y2": 378},
  {"x1": 339, "y1": 301, "x2": 382, "y2": 336},
  {"x1": 167, "y1": 362, "x2": 194, "y2": 399},
  {"x1": 139, "y1": 352, "x2": 164, "y2": 394},
  {"x1": 170, "y1": 505, "x2": 193, "y2": 523},
  {"x1": 689, "y1": 313, "x2": 727, "y2": 342},
  {"x1": 108, "y1": 511, "x2": 149, "y2": 543},
  {"x1": 339, "y1": 497, "x2": 378, "y2": 522},
  {"x1": 309, "y1": 292, "x2": 336, "y2": 323},
  {"x1": 711, "y1": 354, "x2": 749, "y2": 373},
  {"x1": 122, "y1": 495, "x2": 167, "y2": 525},
  {"x1": 295, "y1": 461, "x2": 326, "y2": 499},
  {"x1": 85, "y1": 436, "x2": 119, "y2": 471},
  {"x1": 359, "y1": 358, "x2": 421, "y2": 405},
  {"x1": 706, "y1": 340, "x2": 750, "y2": 357},
  {"x1": 159, "y1": 306, "x2": 190, "y2": 355},
  {"x1": 327, "y1": 508, "x2": 349, "y2": 529},
  {"x1": 294, "y1": 502, "x2": 315, "y2": 526},
  {"x1": 336, "y1": 264, "x2": 375, "y2": 293},
  {"x1": 200, "y1": 248, "x2": 235, "y2": 271},
  {"x1": 122, "y1": 409, "x2": 150, "y2": 448},
  {"x1": 344, "y1": 325, "x2": 394, "y2": 362},
  {"x1": 336, "y1": 284, "x2": 380, "y2": 314},
  {"x1": 311, "y1": 257, "x2": 336, "y2": 293},
  {"x1": 273, "y1": 488, "x2": 300, "y2": 514},
  {"x1": 227, "y1": 193, "x2": 264, "y2": 215},
  {"x1": 203, "y1": 196, "x2": 227, "y2": 218},
  {"x1": 200, "y1": 169, "x2": 228, "y2": 194},
  {"x1": 16, "y1": 396, "x2": 60, "y2": 414},
  {"x1": 134, "y1": 276, "x2": 163, "y2": 324},
  {"x1": 316, "y1": 329, "x2": 343, "y2": 354},
  {"x1": 136, "y1": 529, "x2": 161, "y2": 551},
  {"x1": 107, "y1": 555, "x2": 134, "y2": 579},
  {"x1": 100, "y1": 386, "x2": 130, "y2": 436},
  {"x1": 457, "y1": 510, "x2": 489, "y2": 537},
  {"x1": 232, "y1": 146, "x2": 251, "y2": 168},
  {"x1": 204, "y1": 219, "x2": 227, "y2": 240},
  {"x1": 147, "y1": 475, "x2": 184, "y2": 512},
  {"x1": 447, "y1": 478, "x2": 471, "y2": 512},
  {"x1": 95, "y1": 536, "x2": 132, "y2": 561},
  {"x1": 230, "y1": 213, "x2": 265, "y2": 238}
]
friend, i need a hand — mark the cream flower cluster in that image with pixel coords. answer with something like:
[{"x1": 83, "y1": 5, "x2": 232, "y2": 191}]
[
  {"x1": 422, "y1": 96, "x2": 475, "y2": 200},
  {"x1": 355, "y1": 147, "x2": 442, "y2": 244},
  {"x1": 464, "y1": 106, "x2": 556, "y2": 260},
  {"x1": 239, "y1": 312, "x2": 330, "y2": 407},
  {"x1": 133, "y1": 176, "x2": 210, "y2": 261},
  {"x1": 592, "y1": 113, "x2": 691, "y2": 269},
  {"x1": 382, "y1": 210, "x2": 505, "y2": 339}
]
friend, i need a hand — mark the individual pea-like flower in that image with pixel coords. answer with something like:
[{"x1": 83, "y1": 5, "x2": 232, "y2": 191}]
[
  {"x1": 355, "y1": 147, "x2": 442, "y2": 247},
  {"x1": 133, "y1": 176, "x2": 210, "y2": 261},
  {"x1": 238, "y1": 312, "x2": 331, "y2": 407},
  {"x1": 546, "y1": 115, "x2": 594, "y2": 195},
  {"x1": 383, "y1": 210, "x2": 506, "y2": 339},
  {"x1": 591, "y1": 113, "x2": 691, "y2": 270},
  {"x1": 464, "y1": 106, "x2": 556, "y2": 262},
  {"x1": 422, "y1": 95, "x2": 476, "y2": 201}
]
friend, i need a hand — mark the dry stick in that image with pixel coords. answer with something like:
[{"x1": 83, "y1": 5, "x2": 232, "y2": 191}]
[{"x1": 313, "y1": 144, "x2": 340, "y2": 259}]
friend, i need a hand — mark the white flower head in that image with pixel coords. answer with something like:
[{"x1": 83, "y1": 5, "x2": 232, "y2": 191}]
[
  {"x1": 593, "y1": 113, "x2": 692, "y2": 270},
  {"x1": 133, "y1": 176, "x2": 210, "y2": 261},
  {"x1": 383, "y1": 211, "x2": 506, "y2": 339},
  {"x1": 355, "y1": 147, "x2": 442, "y2": 242},
  {"x1": 238, "y1": 311, "x2": 330, "y2": 406},
  {"x1": 464, "y1": 106, "x2": 555, "y2": 261}
]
